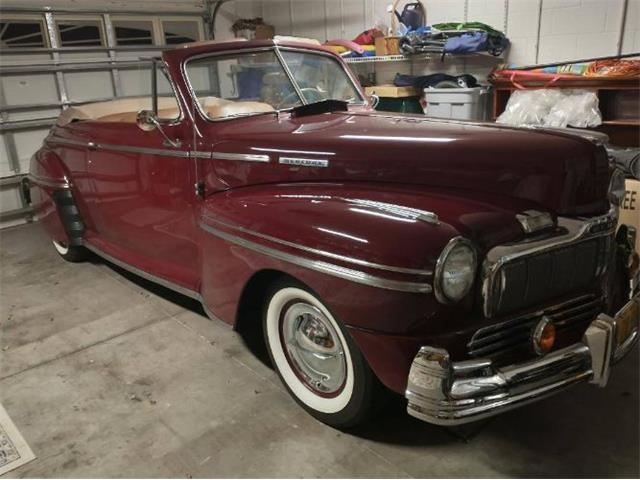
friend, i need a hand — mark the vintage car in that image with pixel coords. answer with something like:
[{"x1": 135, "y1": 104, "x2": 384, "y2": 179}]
[{"x1": 28, "y1": 38, "x2": 639, "y2": 429}]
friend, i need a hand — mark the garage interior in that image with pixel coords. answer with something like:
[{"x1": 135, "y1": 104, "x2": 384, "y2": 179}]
[{"x1": 1, "y1": 0, "x2": 639, "y2": 478}]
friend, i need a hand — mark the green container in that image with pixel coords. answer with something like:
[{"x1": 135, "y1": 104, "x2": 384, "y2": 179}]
[{"x1": 375, "y1": 96, "x2": 423, "y2": 114}]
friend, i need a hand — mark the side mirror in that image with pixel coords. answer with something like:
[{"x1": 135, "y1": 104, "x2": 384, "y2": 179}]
[
  {"x1": 368, "y1": 94, "x2": 380, "y2": 109},
  {"x1": 135, "y1": 109, "x2": 182, "y2": 148},
  {"x1": 136, "y1": 109, "x2": 159, "y2": 132}
]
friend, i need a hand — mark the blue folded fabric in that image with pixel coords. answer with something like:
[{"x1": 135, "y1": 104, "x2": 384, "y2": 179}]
[{"x1": 443, "y1": 31, "x2": 488, "y2": 54}]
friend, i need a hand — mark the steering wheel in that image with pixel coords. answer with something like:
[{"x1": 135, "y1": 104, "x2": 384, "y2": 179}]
[{"x1": 276, "y1": 87, "x2": 327, "y2": 109}]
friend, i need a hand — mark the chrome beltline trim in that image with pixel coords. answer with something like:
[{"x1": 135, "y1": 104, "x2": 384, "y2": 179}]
[
  {"x1": 199, "y1": 222, "x2": 432, "y2": 293},
  {"x1": 48, "y1": 136, "x2": 269, "y2": 162},
  {"x1": 47, "y1": 136, "x2": 189, "y2": 158},
  {"x1": 98, "y1": 142, "x2": 190, "y2": 158},
  {"x1": 201, "y1": 215, "x2": 433, "y2": 276},
  {"x1": 46, "y1": 136, "x2": 87, "y2": 148},
  {"x1": 27, "y1": 173, "x2": 70, "y2": 189},
  {"x1": 83, "y1": 241, "x2": 202, "y2": 301},
  {"x1": 211, "y1": 152, "x2": 270, "y2": 163}
]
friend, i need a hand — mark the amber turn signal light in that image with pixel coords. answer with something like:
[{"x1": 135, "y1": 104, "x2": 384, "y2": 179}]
[{"x1": 532, "y1": 317, "x2": 556, "y2": 355}]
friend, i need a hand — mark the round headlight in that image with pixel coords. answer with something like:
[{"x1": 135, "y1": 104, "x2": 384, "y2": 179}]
[
  {"x1": 434, "y1": 237, "x2": 477, "y2": 303},
  {"x1": 608, "y1": 168, "x2": 626, "y2": 206}
]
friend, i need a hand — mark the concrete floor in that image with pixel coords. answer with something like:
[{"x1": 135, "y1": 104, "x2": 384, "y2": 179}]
[{"x1": 0, "y1": 222, "x2": 638, "y2": 478}]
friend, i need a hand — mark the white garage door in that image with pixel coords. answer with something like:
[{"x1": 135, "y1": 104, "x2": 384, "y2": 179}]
[{"x1": 0, "y1": 6, "x2": 206, "y2": 228}]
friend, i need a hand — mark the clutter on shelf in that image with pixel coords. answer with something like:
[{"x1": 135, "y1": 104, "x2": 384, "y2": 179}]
[
  {"x1": 496, "y1": 89, "x2": 602, "y2": 128},
  {"x1": 231, "y1": 17, "x2": 274, "y2": 40},
  {"x1": 323, "y1": 0, "x2": 509, "y2": 61}
]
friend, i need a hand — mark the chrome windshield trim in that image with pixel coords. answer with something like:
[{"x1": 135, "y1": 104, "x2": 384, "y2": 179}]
[
  {"x1": 211, "y1": 152, "x2": 270, "y2": 163},
  {"x1": 181, "y1": 45, "x2": 366, "y2": 124},
  {"x1": 201, "y1": 215, "x2": 433, "y2": 277},
  {"x1": 274, "y1": 45, "x2": 307, "y2": 106},
  {"x1": 83, "y1": 241, "x2": 202, "y2": 301},
  {"x1": 199, "y1": 221, "x2": 432, "y2": 293},
  {"x1": 27, "y1": 173, "x2": 70, "y2": 189}
]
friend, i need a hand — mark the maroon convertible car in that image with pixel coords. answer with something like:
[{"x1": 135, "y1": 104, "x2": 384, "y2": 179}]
[{"x1": 28, "y1": 38, "x2": 639, "y2": 428}]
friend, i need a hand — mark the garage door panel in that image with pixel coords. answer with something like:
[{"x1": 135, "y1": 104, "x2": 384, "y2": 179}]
[
  {"x1": 2, "y1": 74, "x2": 59, "y2": 106},
  {"x1": 13, "y1": 129, "x2": 50, "y2": 173},
  {"x1": 64, "y1": 71, "x2": 115, "y2": 102},
  {"x1": 0, "y1": 136, "x2": 14, "y2": 177},
  {"x1": 0, "y1": 184, "x2": 23, "y2": 213},
  {"x1": 8, "y1": 108, "x2": 61, "y2": 122}
]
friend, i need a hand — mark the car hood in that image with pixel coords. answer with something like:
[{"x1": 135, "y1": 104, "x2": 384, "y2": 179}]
[{"x1": 203, "y1": 110, "x2": 610, "y2": 216}]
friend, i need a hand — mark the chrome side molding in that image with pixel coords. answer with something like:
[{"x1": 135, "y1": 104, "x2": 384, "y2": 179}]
[
  {"x1": 27, "y1": 173, "x2": 71, "y2": 189},
  {"x1": 83, "y1": 241, "x2": 202, "y2": 301},
  {"x1": 200, "y1": 214, "x2": 433, "y2": 277},
  {"x1": 199, "y1": 221, "x2": 432, "y2": 294},
  {"x1": 46, "y1": 135, "x2": 271, "y2": 163}
]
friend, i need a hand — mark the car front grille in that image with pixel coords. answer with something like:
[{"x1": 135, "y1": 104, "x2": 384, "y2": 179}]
[
  {"x1": 486, "y1": 235, "x2": 612, "y2": 318},
  {"x1": 468, "y1": 294, "x2": 603, "y2": 360}
]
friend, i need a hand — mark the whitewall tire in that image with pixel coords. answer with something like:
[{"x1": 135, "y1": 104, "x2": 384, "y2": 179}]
[
  {"x1": 263, "y1": 278, "x2": 383, "y2": 428},
  {"x1": 52, "y1": 239, "x2": 88, "y2": 262}
]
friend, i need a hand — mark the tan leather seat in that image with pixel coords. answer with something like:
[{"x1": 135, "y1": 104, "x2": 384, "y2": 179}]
[
  {"x1": 204, "y1": 100, "x2": 274, "y2": 119},
  {"x1": 98, "y1": 107, "x2": 180, "y2": 123},
  {"x1": 57, "y1": 96, "x2": 180, "y2": 125}
]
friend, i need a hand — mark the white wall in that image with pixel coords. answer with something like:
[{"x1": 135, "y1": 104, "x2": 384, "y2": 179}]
[{"x1": 215, "y1": 0, "x2": 639, "y2": 67}]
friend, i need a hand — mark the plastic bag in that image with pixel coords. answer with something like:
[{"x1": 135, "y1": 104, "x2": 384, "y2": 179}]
[{"x1": 496, "y1": 89, "x2": 602, "y2": 128}]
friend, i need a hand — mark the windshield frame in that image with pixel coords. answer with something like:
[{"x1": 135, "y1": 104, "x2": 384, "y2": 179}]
[{"x1": 181, "y1": 45, "x2": 366, "y2": 123}]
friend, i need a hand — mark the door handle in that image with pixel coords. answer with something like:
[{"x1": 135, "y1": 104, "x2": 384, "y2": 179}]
[{"x1": 87, "y1": 142, "x2": 97, "y2": 151}]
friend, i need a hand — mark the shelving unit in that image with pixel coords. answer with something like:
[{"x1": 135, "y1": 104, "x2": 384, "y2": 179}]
[{"x1": 490, "y1": 76, "x2": 640, "y2": 147}]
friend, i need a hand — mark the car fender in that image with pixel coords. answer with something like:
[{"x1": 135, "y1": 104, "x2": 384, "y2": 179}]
[{"x1": 198, "y1": 181, "x2": 530, "y2": 331}]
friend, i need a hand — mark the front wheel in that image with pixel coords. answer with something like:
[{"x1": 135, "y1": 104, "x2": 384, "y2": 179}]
[
  {"x1": 263, "y1": 279, "x2": 383, "y2": 429},
  {"x1": 52, "y1": 239, "x2": 88, "y2": 263}
]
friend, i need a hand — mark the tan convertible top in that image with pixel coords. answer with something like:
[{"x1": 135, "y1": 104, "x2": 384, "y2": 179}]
[{"x1": 56, "y1": 95, "x2": 274, "y2": 126}]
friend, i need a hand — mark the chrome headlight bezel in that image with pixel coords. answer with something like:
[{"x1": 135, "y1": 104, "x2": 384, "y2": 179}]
[
  {"x1": 434, "y1": 237, "x2": 478, "y2": 304},
  {"x1": 608, "y1": 168, "x2": 626, "y2": 206}
]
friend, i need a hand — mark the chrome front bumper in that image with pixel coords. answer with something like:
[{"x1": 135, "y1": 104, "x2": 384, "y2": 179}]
[{"x1": 405, "y1": 294, "x2": 639, "y2": 425}]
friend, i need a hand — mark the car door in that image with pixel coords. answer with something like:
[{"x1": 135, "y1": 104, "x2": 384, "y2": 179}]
[{"x1": 85, "y1": 65, "x2": 200, "y2": 290}]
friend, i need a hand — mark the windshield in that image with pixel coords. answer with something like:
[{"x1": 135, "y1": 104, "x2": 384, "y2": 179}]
[{"x1": 185, "y1": 48, "x2": 363, "y2": 120}]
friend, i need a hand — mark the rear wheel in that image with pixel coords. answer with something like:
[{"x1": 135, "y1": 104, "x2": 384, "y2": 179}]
[
  {"x1": 52, "y1": 239, "x2": 88, "y2": 263},
  {"x1": 263, "y1": 278, "x2": 382, "y2": 429}
]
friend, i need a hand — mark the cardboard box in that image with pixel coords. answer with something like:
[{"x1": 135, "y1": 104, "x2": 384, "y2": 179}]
[
  {"x1": 365, "y1": 85, "x2": 419, "y2": 98},
  {"x1": 374, "y1": 36, "x2": 400, "y2": 56},
  {"x1": 618, "y1": 178, "x2": 640, "y2": 253},
  {"x1": 254, "y1": 24, "x2": 275, "y2": 39}
]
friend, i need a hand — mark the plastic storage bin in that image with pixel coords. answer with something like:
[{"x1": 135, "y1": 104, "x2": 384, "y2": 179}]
[{"x1": 422, "y1": 87, "x2": 488, "y2": 121}]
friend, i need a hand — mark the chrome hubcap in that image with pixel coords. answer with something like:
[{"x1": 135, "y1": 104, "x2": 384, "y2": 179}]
[{"x1": 281, "y1": 302, "x2": 346, "y2": 395}]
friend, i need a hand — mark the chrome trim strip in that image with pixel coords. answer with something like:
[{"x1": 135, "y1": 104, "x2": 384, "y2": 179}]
[
  {"x1": 98, "y1": 143, "x2": 190, "y2": 158},
  {"x1": 201, "y1": 215, "x2": 433, "y2": 276},
  {"x1": 279, "y1": 157, "x2": 329, "y2": 168},
  {"x1": 27, "y1": 173, "x2": 70, "y2": 189},
  {"x1": 46, "y1": 136, "x2": 88, "y2": 148},
  {"x1": 199, "y1": 222, "x2": 432, "y2": 293},
  {"x1": 274, "y1": 45, "x2": 307, "y2": 106},
  {"x1": 83, "y1": 241, "x2": 202, "y2": 301},
  {"x1": 482, "y1": 209, "x2": 617, "y2": 318},
  {"x1": 211, "y1": 152, "x2": 270, "y2": 163},
  {"x1": 47, "y1": 136, "x2": 191, "y2": 158}
]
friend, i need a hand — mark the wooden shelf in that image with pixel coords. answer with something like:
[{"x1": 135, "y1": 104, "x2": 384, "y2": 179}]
[
  {"x1": 601, "y1": 118, "x2": 640, "y2": 126},
  {"x1": 490, "y1": 75, "x2": 640, "y2": 147}
]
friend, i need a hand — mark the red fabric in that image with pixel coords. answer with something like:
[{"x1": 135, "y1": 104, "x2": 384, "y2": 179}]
[{"x1": 353, "y1": 28, "x2": 382, "y2": 45}]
